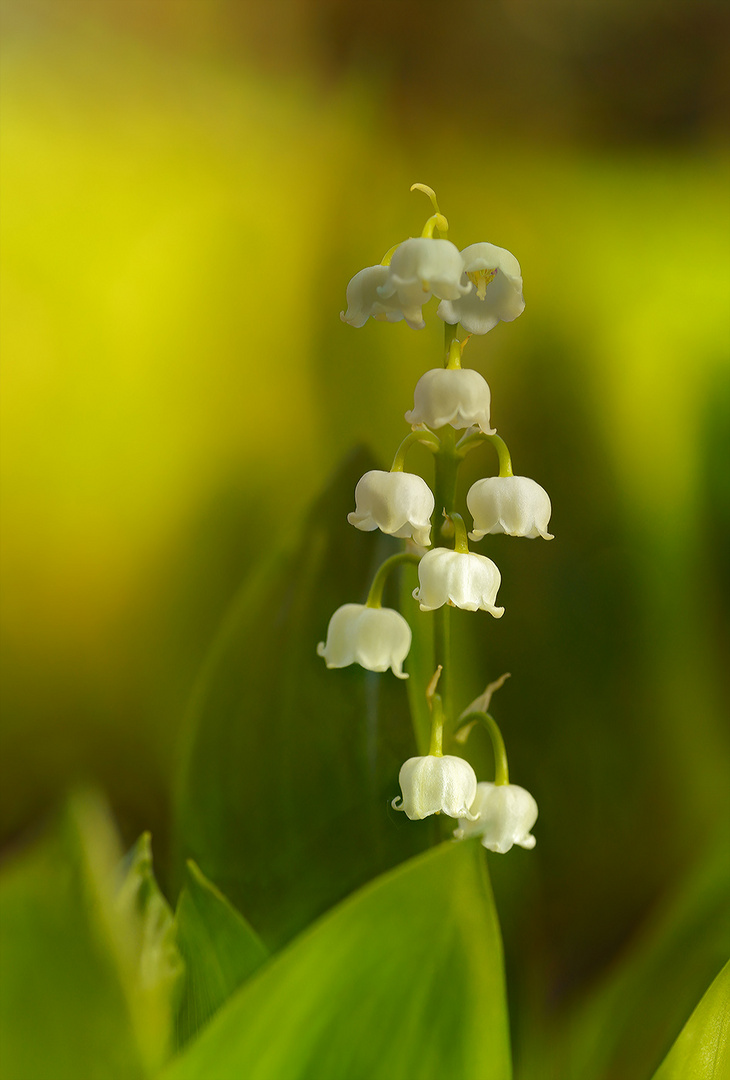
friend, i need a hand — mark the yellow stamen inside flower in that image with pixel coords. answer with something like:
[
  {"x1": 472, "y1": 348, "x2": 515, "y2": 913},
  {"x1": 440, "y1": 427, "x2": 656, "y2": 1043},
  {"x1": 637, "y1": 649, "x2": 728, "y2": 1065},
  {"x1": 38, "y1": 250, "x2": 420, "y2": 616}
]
[{"x1": 468, "y1": 267, "x2": 498, "y2": 300}]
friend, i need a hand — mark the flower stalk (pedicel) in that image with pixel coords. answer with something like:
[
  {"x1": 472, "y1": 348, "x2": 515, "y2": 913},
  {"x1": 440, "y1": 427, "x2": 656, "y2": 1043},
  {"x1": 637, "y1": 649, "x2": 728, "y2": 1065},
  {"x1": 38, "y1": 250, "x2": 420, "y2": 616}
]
[{"x1": 322, "y1": 184, "x2": 550, "y2": 853}]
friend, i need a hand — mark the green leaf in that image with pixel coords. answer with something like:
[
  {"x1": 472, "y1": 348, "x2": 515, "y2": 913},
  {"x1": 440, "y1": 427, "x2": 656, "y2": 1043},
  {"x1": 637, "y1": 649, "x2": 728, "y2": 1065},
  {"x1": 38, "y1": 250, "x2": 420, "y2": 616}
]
[
  {"x1": 174, "y1": 859, "x2": 269, "y2": 1048},
  {"x1": 164, "y1": 840, "x2": 511, "y2": 1080},
  {"x1": 651, "y1": 959, "x2": 730, "y2": 1079},
  {"x1": 116, "y1": 831, "x2": 184, "y2": 1062},
  {"x1": 0, "y1": 792, "x2": 150, "y2": 1079},
  {"x1": 174, "y1": 449, "x2": 430, "y2": 948}
]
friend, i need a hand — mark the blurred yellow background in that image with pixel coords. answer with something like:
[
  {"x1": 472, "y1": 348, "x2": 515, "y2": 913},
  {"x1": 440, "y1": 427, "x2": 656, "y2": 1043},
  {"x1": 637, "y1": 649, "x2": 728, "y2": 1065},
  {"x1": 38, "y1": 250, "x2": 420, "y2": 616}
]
[{"x1": 1, "y1": 0, "x2": 729, "y2": 985}]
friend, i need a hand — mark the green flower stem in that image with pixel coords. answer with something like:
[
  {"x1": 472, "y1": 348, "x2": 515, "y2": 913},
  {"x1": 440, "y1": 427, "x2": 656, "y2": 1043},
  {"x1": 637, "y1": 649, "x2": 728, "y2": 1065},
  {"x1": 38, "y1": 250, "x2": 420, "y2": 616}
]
[
  {"x1": 455, "y1": 431, "x2": 515, "y2": 477},
  {"x1": 457, "y1": 711, "x2": 510, "y2": 785},
  {"x1": 447, "y1": 512, "x2": 469, "y2": 554},
  {"x1": 421, "y1": 213, "x2": 449, "y2": 239},
  {"x1": 390, "y1": 430, "x2": 441, "y2": 472},
  {"x1": 366, "y1": 552, "x2": 421, "y2": 609},
  {"x1": 433, "y1": 607, "x2": 452, "y2": 732},
  {"x1": 428, "y1": 693, "x2": 445, "y2": 756},
  {"x1": 431, "y1": 328, "x2": 461, "y2": 725},
  {"x1": 443, "y1": 323, "x2": 459, "y2": 364}
]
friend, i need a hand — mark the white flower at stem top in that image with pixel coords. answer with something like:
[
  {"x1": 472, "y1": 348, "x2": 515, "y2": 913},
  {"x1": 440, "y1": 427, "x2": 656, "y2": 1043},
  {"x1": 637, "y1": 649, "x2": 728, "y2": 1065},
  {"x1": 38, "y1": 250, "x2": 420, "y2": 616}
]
[
  {"x1": 405, "y1": 368, "x2": 495, "y2": 433},
  {"x1": 392, "y1": 755, "x2": 478, "y2": 820},
  {"x1": 375, "y1": 238, "x2": 471, "y2": 330},
  {"x1": 467, "y1": 476, "x2": 554, "y2": 540},
  {"x1": 340, "y1": 265, "x2": 412, "y2": 328},
  {"x1": 413, "y1": 548, "x2": 504, "y2": 617},
  {"x1": 348, "y1": 470, "x2": 434, "y2": 547},
  {"x1": 454, "y1": 782, "x2": 538, "y2": 853},
  {"x1": 317, "y1": 603, "x2": 411, "y2": 679},
  {"x1": 437, "y1": 242, "x2": 525, "y2": 335}
]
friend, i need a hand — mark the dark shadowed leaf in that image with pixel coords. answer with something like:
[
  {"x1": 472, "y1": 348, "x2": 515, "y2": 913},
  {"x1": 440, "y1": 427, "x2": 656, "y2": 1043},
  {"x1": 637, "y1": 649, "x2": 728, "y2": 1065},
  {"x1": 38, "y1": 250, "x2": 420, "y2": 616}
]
[
  {"x1": 173, "y1": 449, "x2": 432, "y2": 948},
  {"x1": 174, "y1": 859, "x2": 269, "y2": 1048}
]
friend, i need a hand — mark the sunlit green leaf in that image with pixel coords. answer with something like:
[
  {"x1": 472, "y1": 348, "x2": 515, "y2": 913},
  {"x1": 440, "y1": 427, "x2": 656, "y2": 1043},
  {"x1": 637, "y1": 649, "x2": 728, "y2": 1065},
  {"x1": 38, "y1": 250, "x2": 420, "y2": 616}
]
[
  {"x1": 651, "y1": 958, "x2": 730, "y2": 1079},
  {"x1": 174, "y1": 859, "x2": 269, "y2": 1048},
  {"x1": 0, "y1": 793, "x2": 150, "y2": 1080},
  {"x1": 174, "y1": 449, "x2": 431, "y2": 949},
  {"x1": 164, "y1": 840, "x2": 511, "y2": 1080}
]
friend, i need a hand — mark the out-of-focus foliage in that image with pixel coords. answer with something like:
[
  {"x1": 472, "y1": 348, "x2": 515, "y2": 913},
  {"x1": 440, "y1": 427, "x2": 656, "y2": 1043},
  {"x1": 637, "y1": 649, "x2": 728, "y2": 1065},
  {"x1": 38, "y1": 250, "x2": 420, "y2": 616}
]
[
  {"x1": 1, "y1": 0, "x2": 729, "y2": 1077},
  {"x1": 0, "y1": 793, "x2": 176, "y2": 1079}
]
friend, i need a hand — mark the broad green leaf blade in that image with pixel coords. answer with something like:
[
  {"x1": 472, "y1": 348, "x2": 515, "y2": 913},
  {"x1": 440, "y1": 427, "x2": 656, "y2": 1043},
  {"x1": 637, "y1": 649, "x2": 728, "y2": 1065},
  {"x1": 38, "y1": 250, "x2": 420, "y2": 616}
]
[
  {"x1": 0, "y1": 792, "x2": 150, "y2": 1080},
  {"x1": 651, "y1": 959, "x2": 730, "y2": 1080},
  {"x1": 174, "y1": 449, "x2": 429, "y2": 949},
  {"x1": 116, "y1": 832, "x2": 184, "y2": 1063},
  {"x1": 164, "y1": 840, "x2": 511, "y2": 1080},
  {"x1": 174, "y1": 859, "x2": 269, "y2": 1048}
]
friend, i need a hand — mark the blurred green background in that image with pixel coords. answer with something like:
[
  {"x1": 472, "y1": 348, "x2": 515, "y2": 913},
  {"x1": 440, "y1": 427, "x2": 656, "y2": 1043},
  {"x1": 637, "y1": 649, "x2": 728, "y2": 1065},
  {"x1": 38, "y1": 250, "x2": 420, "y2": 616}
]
[{"x1": 1, "y1": 0, "x2": 729, "y2": 1067}]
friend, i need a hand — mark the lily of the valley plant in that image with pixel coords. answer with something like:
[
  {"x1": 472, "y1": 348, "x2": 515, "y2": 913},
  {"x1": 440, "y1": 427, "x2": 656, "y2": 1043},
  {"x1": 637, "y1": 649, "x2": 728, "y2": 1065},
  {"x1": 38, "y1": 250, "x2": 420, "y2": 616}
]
[{"x1": 324, "y1": 183, "x2": 552, "y2": 852}]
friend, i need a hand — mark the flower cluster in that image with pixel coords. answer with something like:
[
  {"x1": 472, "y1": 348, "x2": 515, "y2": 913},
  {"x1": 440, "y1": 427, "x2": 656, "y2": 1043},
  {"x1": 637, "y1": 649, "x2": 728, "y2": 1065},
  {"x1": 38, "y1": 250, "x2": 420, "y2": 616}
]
[
  {"x1": 341, "y1": 239, "x2": 524, "y2": 336},
  {"x1": 319, "y1": 185, "x2": 548, "y2": 856}
]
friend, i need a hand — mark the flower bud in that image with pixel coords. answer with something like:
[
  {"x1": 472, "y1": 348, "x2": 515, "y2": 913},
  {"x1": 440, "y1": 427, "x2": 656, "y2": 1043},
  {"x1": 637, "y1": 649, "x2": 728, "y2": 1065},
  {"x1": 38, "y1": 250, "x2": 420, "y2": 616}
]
[
  {"x1": 467, "y1": 476, "x2": 553, "y2": 540},
  {"x1": 347, "y1": 470, "x2": 434, "y2": 547},
  {"x1": 413, "y1": 548, "x2": 504, "y2": 616},
  {"x1": 405, "y1": 368, "x2": 495, "y2": 433},
  {"x1": 454, "y1": 781, "x2": 538, "y2": 853},
  {"x1": 437, "y1": 241, "x2": 524, "y2": 335},
  {"x1": 317, "y1": 603, "x2": 411, "y2": 679},
  {"x1": 392, "y1": 755, "x2": 478, "y2": 820}
]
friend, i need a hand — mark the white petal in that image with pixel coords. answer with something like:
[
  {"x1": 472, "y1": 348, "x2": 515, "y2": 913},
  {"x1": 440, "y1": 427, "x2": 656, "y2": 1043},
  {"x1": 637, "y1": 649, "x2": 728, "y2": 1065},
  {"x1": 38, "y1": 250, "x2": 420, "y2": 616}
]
[
  {"x1": 317, "y1": 603, "x2": 412, "y2": 678},
  {"x1": 405, "y1": 368, "x2": 495, "y2": 434},
  {"x1": 348, "y1": 470, "x2": 434, "y2": 546},
  {"x1": 467, "y1": 476, "x2": 553, "y2": 540},
  {"x1": 393, "y1": 755, "x2": 478, "y2": 820}
]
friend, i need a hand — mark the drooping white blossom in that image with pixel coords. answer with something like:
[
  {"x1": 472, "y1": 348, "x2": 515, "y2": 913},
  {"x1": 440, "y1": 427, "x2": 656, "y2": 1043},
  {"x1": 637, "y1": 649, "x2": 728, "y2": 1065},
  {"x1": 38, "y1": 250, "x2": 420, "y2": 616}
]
[
  {"x1": 454, "y1": 781, "x2": 538, "y2": 853},
  {"x1": 437, "y1": 242, "x2": 525, "y2": 335},
  {"x1": 467, "y1": 476, "x2": 553, "y2": 540},
  {"x1": 347, "y1": 470, "x2": 434, "y2": 547},
  {"x1": 340, "y1": 265, "x2": 409, "y2": 328},
  {"x1": 392, "y1": 754, "x2": 478, "y2": 820},
  {"x1": 375, "y1": 238, "x2": 471, "y2": 330},
  {"x1": 413, "y1": 548, "x2": 504, "y2": 616},
  {"x1": 404, "y1": 368, "x2": 495, "y2": 433},
  {"x1": 317, "y1": 603, "x2": 411, "y2": 679}
]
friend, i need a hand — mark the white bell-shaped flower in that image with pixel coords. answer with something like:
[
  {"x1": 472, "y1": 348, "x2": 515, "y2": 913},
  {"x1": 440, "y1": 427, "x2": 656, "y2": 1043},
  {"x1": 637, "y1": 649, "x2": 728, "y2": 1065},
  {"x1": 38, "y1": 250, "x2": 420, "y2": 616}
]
[
  {"x1": 454, "y1": 781, "x2": 538, "y2": 853},
  {"x1": 413, "y1": 548, "x2": 504, "y2": 616},
  {"x1": 376, "y1": 238, "x2": 471, "y2": 330},
  {"x1": 404, "y1": 368, "x2": 495, "y2": 433},
  {"x1": 467, "y1": 476, "x2": 554, "y2": 540},
  {"x1": 437, "y1": 242, "x2": 525, "y2": 335},
  {"x1": 317, "y1": 603, "x2": 411, "y2": 679},
  {"x1": 347, "y1": 470, "x2": 434, "y2": 547},
  {"x1": 392, "y1": 754, "x2": 478, "y2": 820},
  {"x1": 340, "y1": 265, "x2": 409, "y2": 328}
]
